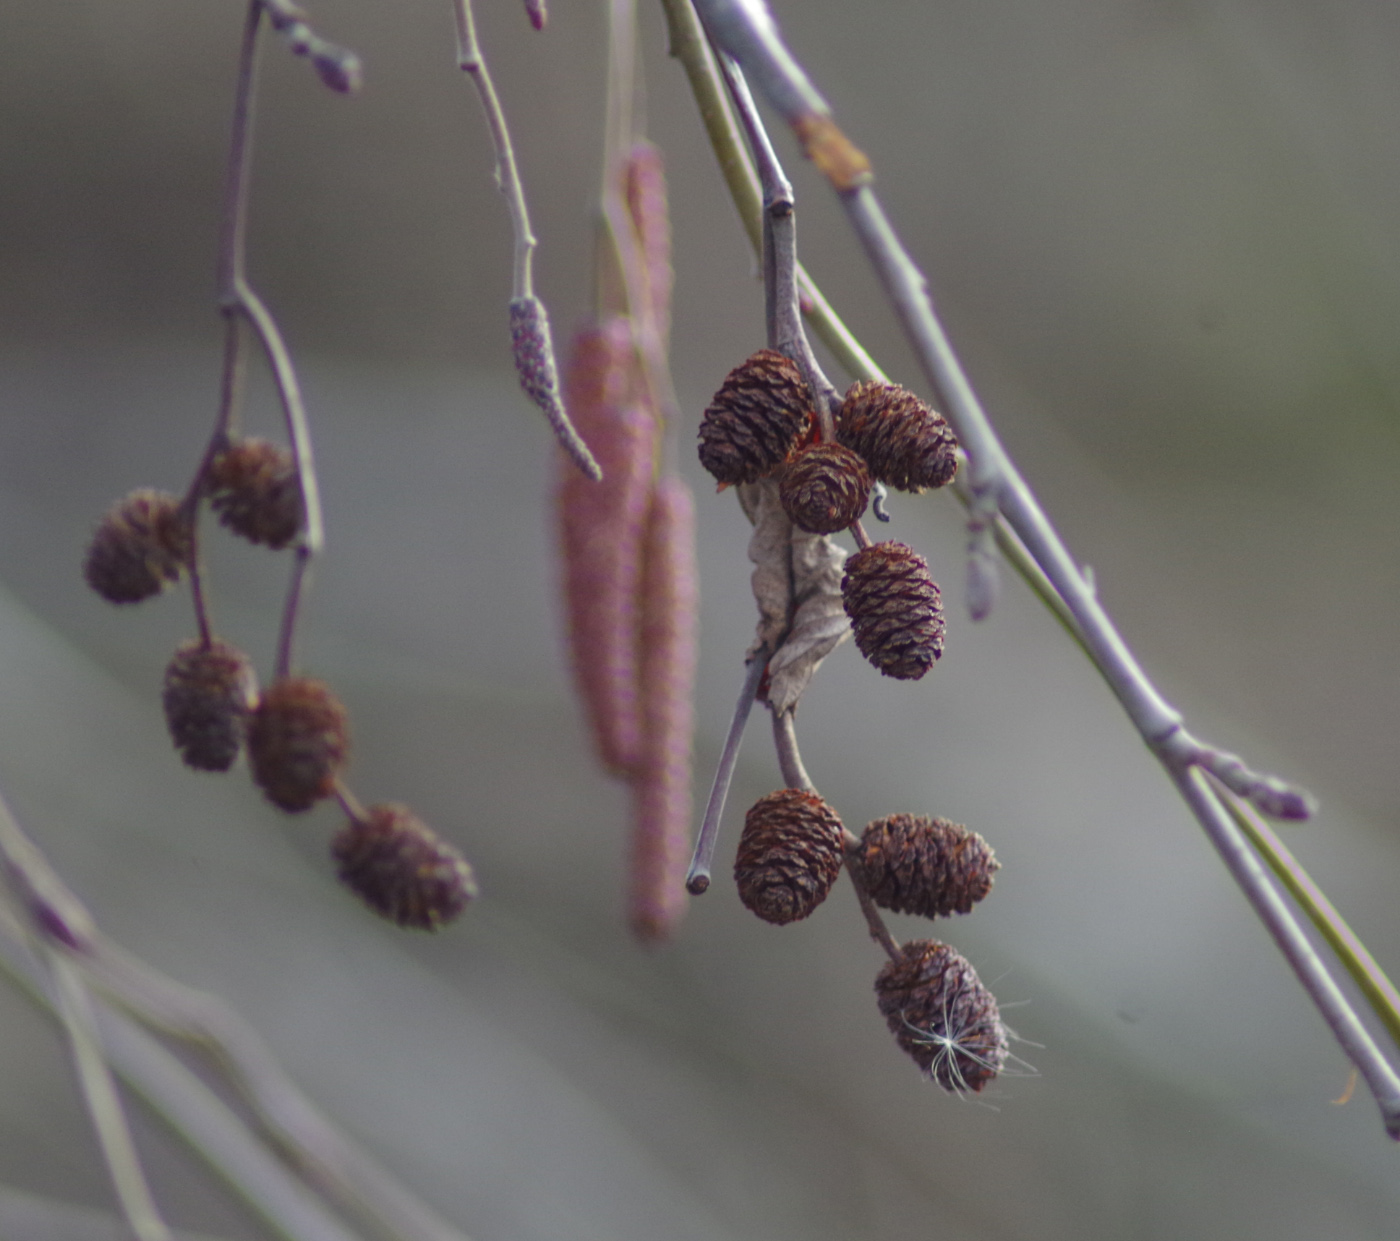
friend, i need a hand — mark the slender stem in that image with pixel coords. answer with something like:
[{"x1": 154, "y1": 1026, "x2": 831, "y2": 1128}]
[
  {"x1": 453, "y1": 0, "x2": 536, "y2": 298},
  {"x1": 48, "y1": 952, "x2": 174, "y2": 1241},
  {"x1": 769, "y1": 706, "x2": 812, "y2": 792},
  {"x1": 687, "y1": 653, "x2": 767, "y2": 894},
  {"x1": 1220, "y1": 784, "x2": 1400, "y2": 1050},
  {"x1": 848, "y1": 519, "x2": 871, "y2": 551},
  {"x1": 841, "y1": 830, "x2": 901, "y2": 963},
  {"x1": 218, "y1": 1, "x2": 261, "y2": 303}
]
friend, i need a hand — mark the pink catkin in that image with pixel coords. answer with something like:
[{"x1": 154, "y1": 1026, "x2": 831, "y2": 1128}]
[
  {"x1": 623, "y1": 143, "x2": 673, "y2": 350},
  {"x1": 557, "y1": 318, "x2": 656, "y2": 775},
  {"x1": 629, "y1": 475, "x2": 698, "y2": 942}
]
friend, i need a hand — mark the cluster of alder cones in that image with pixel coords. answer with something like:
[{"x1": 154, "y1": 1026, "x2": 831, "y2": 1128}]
[
  {"x1": 699, "y1": 349, "x2": 957, "y2": 681},
  {"x1": 737, "y1": 789, "x2": 1008, "y2": 1093},
  {"x1": 82, "y1": 438, "x2": 477, "y2": 930}
]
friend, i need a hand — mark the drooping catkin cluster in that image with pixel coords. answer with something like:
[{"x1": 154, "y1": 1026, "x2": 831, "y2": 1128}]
[
  {"x1": 697, "y1": 354, "x2": 954, "y2": 681},
  {"x1": 555, "y1": 143, "x2": 698, "y2": 941}
]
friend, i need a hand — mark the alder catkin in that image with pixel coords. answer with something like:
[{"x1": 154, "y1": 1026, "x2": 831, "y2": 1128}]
[
  {"x1": 857, "y1": 814, "x2": 999, "y2": 919},
  {"x1": 698, "y1": 350, "x2": 814, "y2": 486},
  {"x1": 874, "y1": 939, "x2": 1008, "y2": 1093},
  {"x1": 628, "y1": 475, "x2": 698, "y2": 942},
  {"x1": 557, "y1": 318, "x2": 655, "y2": 775},
  {"x1": 778, "y1": 442, "x2": 871, "y2": 534},
  {"x1": 332, "y1": 804, "x2": 477, "y2": 930},
  {"x1": 247, "y1": 677, "x2": 350, "y2": 812},
  {"x1": 837, "y1": 381, "x2": 958, "y2": 493},
  {"x1": 162, "y1": 639, "x2": 259, "y2": 772},
  {"x1": 206, "y1": 438, "x2": 304, "y2": 550},
  {"x1": 623, "y1": 142, "x2": 673, "y2": 350},
  {"x1": 83, "y1": 489, "x2": 192, "y2": 604},
  {"x1": 734, "y1": 789, "x2": 845, "y2": 925},
  {"x1": 841, "y1": 541, "x2": 945, "y2": 681}
]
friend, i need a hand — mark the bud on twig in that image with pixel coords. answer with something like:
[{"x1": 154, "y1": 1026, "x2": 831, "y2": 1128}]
[
  {"x1": 332, "y1": 804, "x2": 478, "y2": 930},
  {"x1": 162, "y1": 639, "x2": 259, "y2": 772},
  {"x1": 247, "y1": 677, "x2": 350, "y2": 812},
  {"x1": 778, "y1": 442, "x2": 871, "y2": 534},
  {"x1": 874, "y1": 939, "x2": 1008, "y2": 1093},
  {"x1": 206, "y1": 438, "x2": 304, "y2": 551},
  {"x1": 698, "y1": 350, "x2": 814, "y2": 486},
  {"x1": 856, "y1": 814, "x2": 999, "y2": 919},
  {"x1": 734, "y1": 789, "x2": 845, "y2": 924},
  {"x1": 83, "y1": 489, "x2": 193, "y2": 604},
  {"x1": 557, "y1": 319, "x2": 655, "y2": 775},
  {"x1": 629, "y1": 476, "x2": 699, "y2": 941},
  {"x1": 841, "y1": 541, "x2": 945, "y2": 681},
  {"x1": 837, "y1": 381, "x2": 958, "y2": 493}
]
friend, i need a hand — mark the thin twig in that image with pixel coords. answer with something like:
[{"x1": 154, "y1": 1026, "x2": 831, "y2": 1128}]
[
  {"x1": 47, "y1": 952, "x2": 174, "y2": 1241},
  {"x1": 769, "y1": 706, "x2": 813, "y2": 793},
  {"x1": 687, "y1": 652, "x2": 767, "y2": 894},
  {"x1": 840, "y1": 830, "x2": 901, "y2": 963}
]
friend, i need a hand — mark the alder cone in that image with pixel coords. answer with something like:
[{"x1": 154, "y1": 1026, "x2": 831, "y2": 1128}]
[
  {"x1": 857, "y1": 814, "x2": 999, "y2": 918},
  {"x1": 207, "y1": 438, "x2": 304, "y2": 550},
  {"x1": 162, "y1": 639, "x2": 259, "y2": 772},
  {"x1": 837, "y1": 381, "x2": 958, "y2": 493},
  {"x1": 778, "y1": 442, "x2": 871, "y2": 534},
  {"x1": 332, "y1": 804, "x2": 478, "y2": 930},
  {"x1": 83, "y1": 489, "x2": 192, "y2": 604},
  {"x1": 734, "y1": 789, "x2": 845, "y2": 924},
  {"x1": 841, "y1": 542, "x2": 944, "y2": 680},
  {"x1": 247, "y1": 677, "x2": 349, "y2": 812},
  {"x1": 698, "y1": 350, "x2": 814, "y2": 486},
  {"x1": 875, "y1": 939, "x2": 1007, "y2": 1093}
]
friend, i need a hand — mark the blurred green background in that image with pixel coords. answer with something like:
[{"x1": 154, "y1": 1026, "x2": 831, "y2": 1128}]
[{"x1": 0, "y1": 0, "x2": 1397, "y2": 1237}]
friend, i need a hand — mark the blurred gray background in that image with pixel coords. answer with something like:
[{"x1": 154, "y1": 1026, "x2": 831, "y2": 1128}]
[{"x1": 0, "y1": 0, "x2": 1397, "y2": 1237}]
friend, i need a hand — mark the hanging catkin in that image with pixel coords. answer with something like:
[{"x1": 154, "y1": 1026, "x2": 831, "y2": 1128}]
[
  {"x1": 557, "y1": 318, "x2": 656, "y2": 775},
  {"x1": 629, "y1": 474, "x2": 698, "y2": 941},
  {"x1": 623, "y1": 142, "x2": 673, "y2": 350}
]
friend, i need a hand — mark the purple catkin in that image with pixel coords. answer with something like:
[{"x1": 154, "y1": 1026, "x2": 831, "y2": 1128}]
[
  {"x1": 557, "y1": 318, "x2": 656, "y2": 776},
  {"x1": 623, "y1": 143, "x2": 673, "y2": 350},
  {"x1": 629, "y1": 475, "x2": 698, "y2": 942}
]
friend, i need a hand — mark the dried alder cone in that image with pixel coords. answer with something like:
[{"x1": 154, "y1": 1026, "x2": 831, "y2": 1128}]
[
  {"x1": 734, "y1": 789, "x2": 846, "y2": 924},
  {"x1": 83, "y1": 489, "x2": 192, "y2": 604},
  {"x1": 332, "y1": 803, "x2": 478, "y2": 930},
  {"x1": 837, "y1": 381, "x2": 958, "y2": 493},
  {"x1": 247, "y1": 676, "x2": 350, "y2": 812},
  {"x1": 778, "y1": 442, "x2": 871, "y2": 534},
  {"x1": 206, "y1": 437, "x2": 304, "y2": 550},
  {"x1": 162, "y1": 639, "x2": 259, "y2": 772},
  {"x1": 841, "y1": 541, "x2": 945, "y2": 681},
  {"x1": 857, "y1": 814, "x2": 999, "y2": 919},
  {"x1": 875, "y1": 939, "x2": 1008, "y2": 1093},
  {"x1": 698, "y1": 350, "x2": 814, "y2": 486}
]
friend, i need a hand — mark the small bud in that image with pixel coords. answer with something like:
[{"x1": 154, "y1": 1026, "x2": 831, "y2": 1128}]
[
  {"x1": 206, "y1": 438, "x2": 304, "y2": 550},
  {"x1": 837, "y1": 382, "x2": 958, "y2": 493},
  {"x1": 857, "y1": 814, "x2": 999, "y2": 919},
  {"x1": 162, "y1": 639, "x2": 259, "y2": 772},
  {"x1": 698, "y1": 350, "x2": 814, "y2": 486},
  {"x1": 874, "y1": 939, "x2": 1007, "y2": 1093},
  {"x1": 83, "y1": 489, "x2": 192, "y2": 604},
  {"x1": 734, "y1": 789, "x2": 845, "y2": 925},
  {"x1": 247, "y1": 677, "x2": 350, "y2": 813},
  {"x1": 841, "y1": 541, "x2": 945, "y2": 681},
  {"x1": 778, "y1": 442, "x2": 871, "y2": 534},
  {"x1": 332, "y1": 803, "x2": 478, "y2": 930},
  {"x1": 522, "y1": 0, "x2": 547, "y2": 29}
]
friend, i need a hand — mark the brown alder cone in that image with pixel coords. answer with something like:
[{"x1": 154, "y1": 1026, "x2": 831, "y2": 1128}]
[
  {"x1": 629, "y1": 475, "x2": 698, "y2": 942},
  {"x1": 734, "y1": 789, "x2": 845, "y2": 925},
  {"x1": 698, "y1": 350, "x2": 814, "y2": 486},
  {"x1": 857, "y1": 814, "x2": 999, "y2": 918},
  {"x1": 778, "y1": 441, "x2": 872, "y2": 534},
  {"x1": 162, "y1": 639, "x2": 259, "y2": 772},
  {"x1": 83, "y1": 489, "x2": 192, "y2": 604},
  {"x1": 841, "y1": 541, "x2": 945, "y2": 681},
  {"x1": 247, "y1": 677, "x2": 350, "y2": 812},
  {"x1": 332, "y1": 804, "x2": 478, "y2": 930},
  {"x1": 206, "y1": 438, "x2": 304, "y2": 550},
  {"x1": 557, "y1": 318, "x2": 655, "y2": 775},
  {"x1": 874, "y1": 939, "x2": 1008, "y2": 1093},
  {"x1": 837, "y1": 381, "x2": 958, "y2": 493}
]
